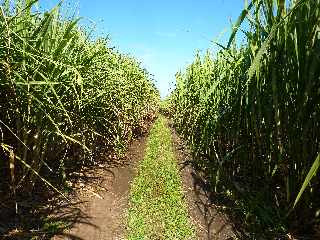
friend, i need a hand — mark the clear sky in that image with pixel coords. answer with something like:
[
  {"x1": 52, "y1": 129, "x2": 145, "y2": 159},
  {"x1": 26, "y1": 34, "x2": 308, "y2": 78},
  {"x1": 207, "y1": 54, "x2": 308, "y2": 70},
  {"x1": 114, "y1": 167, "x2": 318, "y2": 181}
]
[{"x1": 41, "y1": 0, "x2": 246, "y2": 98}]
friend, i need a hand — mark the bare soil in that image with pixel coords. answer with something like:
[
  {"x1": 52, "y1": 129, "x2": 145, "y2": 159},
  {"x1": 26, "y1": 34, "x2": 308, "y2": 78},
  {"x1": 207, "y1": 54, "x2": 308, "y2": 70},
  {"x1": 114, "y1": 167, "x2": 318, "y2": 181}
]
[
  {"x1": 52, "y1": 135, "x2": 147, "y2": 240},
  {"x1": 170, "y1": 125, "x2": 239, "y2": 240}
]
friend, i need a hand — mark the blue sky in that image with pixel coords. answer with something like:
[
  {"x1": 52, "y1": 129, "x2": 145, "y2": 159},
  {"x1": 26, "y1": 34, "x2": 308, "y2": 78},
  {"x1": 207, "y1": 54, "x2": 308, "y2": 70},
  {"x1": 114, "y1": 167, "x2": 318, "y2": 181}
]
[{"x1": 41, "y1": 0, "x2": 246, "y2": 98}]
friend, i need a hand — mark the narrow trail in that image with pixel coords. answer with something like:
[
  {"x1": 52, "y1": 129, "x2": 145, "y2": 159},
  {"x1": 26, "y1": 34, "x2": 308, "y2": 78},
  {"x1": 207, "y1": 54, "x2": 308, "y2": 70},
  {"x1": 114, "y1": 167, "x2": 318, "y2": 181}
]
[{"x1": 55, "y1": 116, "x2": 237, "y2": 240}]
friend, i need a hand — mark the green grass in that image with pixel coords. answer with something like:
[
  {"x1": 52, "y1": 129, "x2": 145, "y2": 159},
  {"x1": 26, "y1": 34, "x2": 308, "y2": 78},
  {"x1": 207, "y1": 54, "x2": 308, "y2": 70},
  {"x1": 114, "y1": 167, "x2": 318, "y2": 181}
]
[{"x1": 128, "y1": 116, "x2": 194, "y2": 240}]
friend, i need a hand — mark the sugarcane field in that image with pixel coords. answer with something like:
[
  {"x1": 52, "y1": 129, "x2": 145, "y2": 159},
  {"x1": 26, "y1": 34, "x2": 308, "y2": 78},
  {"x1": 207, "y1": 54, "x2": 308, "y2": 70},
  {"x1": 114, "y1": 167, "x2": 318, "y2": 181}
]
[{"x1": 0, "y1": 0, "x2": 319, "y2": 239}]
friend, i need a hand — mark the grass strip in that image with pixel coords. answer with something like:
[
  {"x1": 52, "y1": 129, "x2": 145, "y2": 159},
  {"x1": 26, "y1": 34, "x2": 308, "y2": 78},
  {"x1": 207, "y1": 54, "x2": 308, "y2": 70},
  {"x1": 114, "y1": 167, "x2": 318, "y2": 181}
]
[{"x1": 128, "y1": 116, "x2": 194, "y2": 240}]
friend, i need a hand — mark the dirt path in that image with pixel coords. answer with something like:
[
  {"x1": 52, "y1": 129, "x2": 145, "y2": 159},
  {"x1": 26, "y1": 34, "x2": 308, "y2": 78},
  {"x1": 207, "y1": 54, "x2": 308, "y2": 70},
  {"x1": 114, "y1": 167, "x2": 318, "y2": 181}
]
[
  {"x1": 54, "y1": 135, "x2": 147, "y2": 240},
  {"x1": 170, "y1": 125, "x2": 238, "y2": 240},
  {"x1": 52, "y1": 118, "x2": 237, "y2": 240}
]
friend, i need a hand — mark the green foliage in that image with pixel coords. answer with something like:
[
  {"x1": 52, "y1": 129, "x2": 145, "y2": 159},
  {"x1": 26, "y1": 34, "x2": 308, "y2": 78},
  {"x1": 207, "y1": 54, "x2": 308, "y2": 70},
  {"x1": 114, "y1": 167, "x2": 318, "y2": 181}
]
[
  {"x1": 172, "y1": 0, "x2": 320, "y2": 236},
  {"x1": 294, "y1": 154, "x2": 320, "y2": 207},
  {"x1": 159, "y1": 95, "x2": 174, "y2": 117},
  {"x1": 43, "y1": 219, "x2": 68, "y2": 236},
  {"x1": 128, "y1": 116, "x2": 194, "y2": 240},
  {"x1": 0, "y1": 0, "x2": 159, "y2": 193}
]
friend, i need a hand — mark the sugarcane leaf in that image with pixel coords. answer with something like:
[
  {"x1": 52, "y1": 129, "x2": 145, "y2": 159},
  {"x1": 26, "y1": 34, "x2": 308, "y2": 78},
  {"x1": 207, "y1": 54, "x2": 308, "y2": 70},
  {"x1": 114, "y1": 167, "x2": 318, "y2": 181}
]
[{"x1": 294, "y1": 154, "x2": 320, "y2": 207}]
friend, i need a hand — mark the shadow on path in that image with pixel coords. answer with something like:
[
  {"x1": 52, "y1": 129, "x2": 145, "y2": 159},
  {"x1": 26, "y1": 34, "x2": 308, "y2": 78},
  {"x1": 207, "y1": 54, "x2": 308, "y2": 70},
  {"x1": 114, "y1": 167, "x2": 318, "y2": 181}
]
[{"x1": 170, "y1": 125, "x2": 245, "y2": 240}]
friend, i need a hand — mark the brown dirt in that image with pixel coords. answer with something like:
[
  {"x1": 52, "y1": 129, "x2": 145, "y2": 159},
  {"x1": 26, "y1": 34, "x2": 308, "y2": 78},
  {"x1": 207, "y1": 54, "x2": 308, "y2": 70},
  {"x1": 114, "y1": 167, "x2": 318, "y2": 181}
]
[
  {"x1": 53, "y1": 135, "x2": 147, "y2": 240},
  {"x1": 170, "y1": 125, "x2": 239, "y2": 240}
]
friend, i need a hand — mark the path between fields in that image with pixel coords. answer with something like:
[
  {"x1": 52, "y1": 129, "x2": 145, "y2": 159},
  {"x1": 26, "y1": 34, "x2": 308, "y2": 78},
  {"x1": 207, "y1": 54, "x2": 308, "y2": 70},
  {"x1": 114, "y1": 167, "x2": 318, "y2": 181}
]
[{"x1": 54, "y1": 116, "x2": 237, "y2": 240}]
